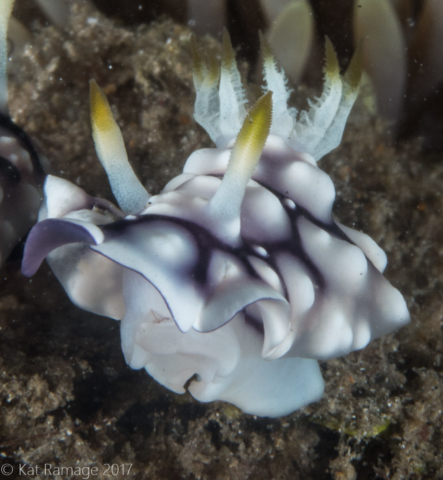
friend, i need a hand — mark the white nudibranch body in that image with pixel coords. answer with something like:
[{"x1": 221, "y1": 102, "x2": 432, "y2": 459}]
[{"x1": 22, "y1": 30, "x2": 410, "y2": 418}]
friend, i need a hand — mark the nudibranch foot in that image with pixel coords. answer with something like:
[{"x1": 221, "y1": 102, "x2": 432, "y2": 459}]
[{"x1": 90, "y1": 80, "x2": 150, "y2": 215}]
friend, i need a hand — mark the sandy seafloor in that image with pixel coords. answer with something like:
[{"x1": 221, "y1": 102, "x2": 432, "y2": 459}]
[{"x1": 1, "y1": 3, "x2": 443, "y2": 480}]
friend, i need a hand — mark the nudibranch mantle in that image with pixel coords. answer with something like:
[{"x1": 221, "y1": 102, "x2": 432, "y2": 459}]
[{"x1": 22, "y1": 30, "x2": 410, "y2": 417}]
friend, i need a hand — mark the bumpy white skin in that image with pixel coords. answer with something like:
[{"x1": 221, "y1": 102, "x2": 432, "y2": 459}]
[{"x1": 22, "y1": 35, "x2": 410, "y2": 417}]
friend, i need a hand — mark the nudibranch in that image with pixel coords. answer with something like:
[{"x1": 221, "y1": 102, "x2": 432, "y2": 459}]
[
  {"x1": 0, "y1": 0, "x2": 45, "y2": 266},
  {"x1": 21, "y1": 25, "x2": 410, "y2": 417}
]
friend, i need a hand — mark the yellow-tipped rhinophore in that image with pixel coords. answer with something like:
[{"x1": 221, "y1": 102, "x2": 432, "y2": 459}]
[
  {"x1": 90, "y1": 80, "x2": 150, "y2": 214},
  {"x1": 0, "y1": 0, "x2": 15, "y2": 115},
  {"x1": 230, "y1": 91, "x2": 273, "y2": 178},
  {"x1": 90, "y1": 79, "x2": 117, "y2": 137},
  {"x1": 324, "y1": 37, "x2": 340, "y2": 81},
  {"x1": 209, "y1": 92, "x2": 273, "y2": 236}
]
